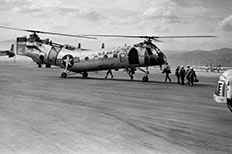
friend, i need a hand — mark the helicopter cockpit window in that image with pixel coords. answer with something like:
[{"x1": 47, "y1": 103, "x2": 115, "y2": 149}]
[
  {"x1": 65, "y1": 45, "x2": 75, "y2": 51},
  {"x1": 28, "y1": 33, "x2": 40, "y2": 42}
]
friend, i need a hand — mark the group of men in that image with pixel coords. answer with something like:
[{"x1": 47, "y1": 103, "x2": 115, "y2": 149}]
[
  {"x1": 104, "y1": 63, "x2": 198, "y2": 87},
  {"x1": 175, "y1": 65, "x2": 198, "y2": 86}
]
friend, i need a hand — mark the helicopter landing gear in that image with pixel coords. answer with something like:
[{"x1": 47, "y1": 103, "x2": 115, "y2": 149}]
[
  {"x1": 37, "y1": 64, "x2": 42, "y2": 68},
  {"x1": 82, "y1": 71, "x2": 88, "y2": 78},
  {"x1": 46, "y1": 64, "x2": 51, "y2": 68},
  {"x1": 61, "y1": 72, "x2": 67, "y2": 78},
  {"x1": 139, "y1": 66, "x2": 150, "y2": 82},
  {"x1": 143, "y1": 75, "x2": 149, "y2": 82},
  {"x1": 61, "y1": 55, "x2": 71, "y2": 78}
]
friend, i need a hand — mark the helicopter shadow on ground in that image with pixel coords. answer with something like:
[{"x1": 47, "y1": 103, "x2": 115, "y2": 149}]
[
  {"x1": 59, "y1": 76, "x2": 213, "y2": 87},
  {"x1": 63, "y1": 76, "x2": 162, "y2": 84}
]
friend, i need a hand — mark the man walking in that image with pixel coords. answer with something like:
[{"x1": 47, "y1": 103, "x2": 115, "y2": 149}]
[
  {"x1": 105, "y1": 69, "x2": 113, "y2": 79},
  {"x1": 179, "y1": 66, "x2": 185, "y2": 85},
  {"x1": 163, "y1": 62, "x2": 171, "y2": 82},
  {"x1": 185, "y1": 65, "x2": 191, "y2": 85},
  {"x1": 175, "y1": 66, "x2": 180, "y2": 84},
  {"x1": 128, "y1": 67, "x2": 136, "y2": 80},
  {"x1": 186, "y1": 67, "x2": 197, "y2": 87}
]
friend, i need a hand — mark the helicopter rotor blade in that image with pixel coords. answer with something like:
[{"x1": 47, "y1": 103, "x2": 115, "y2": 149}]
[
  {"x1": 153, "y1": 38, "x2": 163, "y2": 42},
  {"x1": 155, "y1": 35, "x2": 217, "y2": 39},
  {"x1": 80, "y1": 34, "x2": 147, "y2": 38},
  {"x1": 0, "y1": 25, "x2": 96, "y2": 39},
  {"x1": 0, "y1": 25, "x2": 33, "y2": 32},
  {"x1": 36, "y1": 31, "x2": 97, "y2": 39},
  {"x1": 81, "y1": 34, "x2": 217, "y2": 40},
  {"x1": 80, "y1": 34, "x2": 164, "y2": 42},
  {"x1": 152, "y1": 35, "x2": 217, "y2": 42},
  {"x1": 0, "y1": 25, "x2": 216, "y2": 40}
]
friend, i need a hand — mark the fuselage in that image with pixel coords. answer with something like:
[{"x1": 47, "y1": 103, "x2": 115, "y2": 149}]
[
  {"x1": 16, "y1": 36, "x2": 167, "y2": 73},
  {"x1": 46, "y1": 44, "x2": 167, "y2": 73}
]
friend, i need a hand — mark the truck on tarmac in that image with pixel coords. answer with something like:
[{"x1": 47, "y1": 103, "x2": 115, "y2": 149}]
[{"x1": 213, "y1": 69, "x2": 232, "y2": 112}]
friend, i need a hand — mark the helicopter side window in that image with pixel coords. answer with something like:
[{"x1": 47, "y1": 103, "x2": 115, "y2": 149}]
[
  {"x1": 65, "y1": 45, "x2": 75, "y2": 51},
  {"x1": 120, "y1": 53, "x2": 126, "y2": 62},
  {"x1": 94, "y1": 55, "x2": 98, "y2": 60},
  {"x1": 72, "y1": 57, "x2": 80, "y2": 63},
  {"x1": 85, "y1": 57, "x2": 89, "y2": 61},
  {"x1": 113, "y1": 54, "x2": 118, "y2": 58}
]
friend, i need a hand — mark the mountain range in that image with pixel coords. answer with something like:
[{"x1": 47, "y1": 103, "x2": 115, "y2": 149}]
[{"x1": 165, "y1": 48, "x2": 232, "y2": 67}]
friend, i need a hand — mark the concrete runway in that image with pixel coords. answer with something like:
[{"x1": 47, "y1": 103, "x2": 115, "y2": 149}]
[{"x1": 0, "y1": 62, "x2": 232, "y2": 154}]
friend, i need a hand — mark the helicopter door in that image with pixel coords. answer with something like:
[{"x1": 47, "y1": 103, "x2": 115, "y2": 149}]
[
  {"x1": 47, "y1": 46, "x2": 62, "y2": 65},
  {"x1": 128, "y1": 48, "x2": 139, "y2": 65}
]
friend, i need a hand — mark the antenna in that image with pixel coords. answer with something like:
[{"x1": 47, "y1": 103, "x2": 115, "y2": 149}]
[
  {"x1": 101, "y1": 43, "x2": 105, "y2": 49},
  {"x1": 78, "y1": 43, "x2": 81, "y2": 49}
]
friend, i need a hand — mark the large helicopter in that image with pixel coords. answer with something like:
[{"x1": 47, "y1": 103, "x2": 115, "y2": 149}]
[{"x1": 0, "y1": 26, "x2": 216, "y2": 82}]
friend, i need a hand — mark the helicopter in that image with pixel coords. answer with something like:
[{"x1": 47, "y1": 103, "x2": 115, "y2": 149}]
[
  {"x1": 0, "y1": 26, "x2": 95, "y2": 68},
  {"x1": 0, "y1": 26, "x2": 216, "y2": 82},
  {"x1": 17, "y1": 35, "x2": 99, "y2": 68},
  {"x1": 0, "y1": 44, "x2": 15, "y2": 58},
  {"x1": 16, "y1": 34, "x2": 52, "y2": 68}
]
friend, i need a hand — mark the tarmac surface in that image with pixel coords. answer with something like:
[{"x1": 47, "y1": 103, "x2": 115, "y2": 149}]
[{"x1": 0, "y1": 62, "x2": 232, "y2": 154}]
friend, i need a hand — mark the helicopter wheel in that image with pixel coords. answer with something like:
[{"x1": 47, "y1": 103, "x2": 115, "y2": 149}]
[
  {"x1": 142, "y1": 76, "x2": 149, "y2": 82},
  {"x1": 61, "y1": 72, "x2": 67, "y2": 78},
  {"x1": 82, "y1": 72, "x2": 88, "y2": 78}
]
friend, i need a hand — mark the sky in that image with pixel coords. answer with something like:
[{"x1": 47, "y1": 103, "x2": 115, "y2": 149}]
[{"x1": 0, "y1": 0, "x2": 232, "y2": 51}]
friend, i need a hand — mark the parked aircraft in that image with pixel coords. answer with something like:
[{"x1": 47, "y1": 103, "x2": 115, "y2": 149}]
[
  {"x1": 0, "y1": 44, "x2": 15, "y2": 58},
  {"x1": 0, "y1": 26, "x2": 94, "y2": 68}
]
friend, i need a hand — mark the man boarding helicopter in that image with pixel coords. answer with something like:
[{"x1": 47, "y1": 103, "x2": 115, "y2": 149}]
[{"x1": 0, "y1": 26, "x2": 216, "y2": 82}]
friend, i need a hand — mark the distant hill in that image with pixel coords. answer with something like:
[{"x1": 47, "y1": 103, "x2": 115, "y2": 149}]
[{"x1": 166, "y1": 48, "x2": 232, "y2": 67}]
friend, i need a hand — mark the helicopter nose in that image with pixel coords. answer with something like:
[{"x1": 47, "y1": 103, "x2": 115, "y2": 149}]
[
  {"x1": 157, "y1": 51, "x2": 167, "y2": 65},
  {"x1": 163, "y1": 53, "x2": 168, "y2": 64}
]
